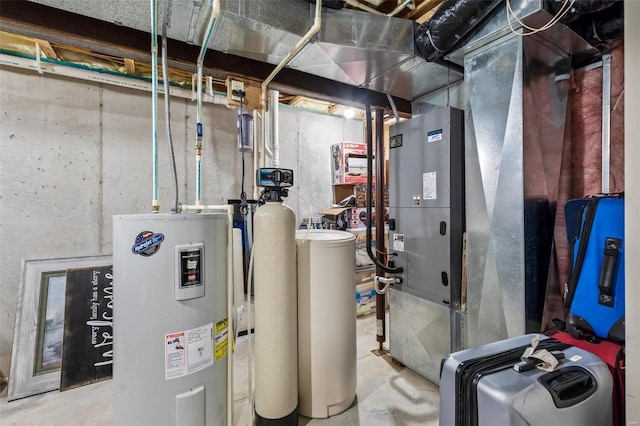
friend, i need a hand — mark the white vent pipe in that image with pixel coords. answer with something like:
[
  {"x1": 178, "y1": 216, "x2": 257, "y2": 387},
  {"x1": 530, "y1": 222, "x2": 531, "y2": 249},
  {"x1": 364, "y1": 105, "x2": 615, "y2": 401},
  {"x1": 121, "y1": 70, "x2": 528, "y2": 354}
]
[{"x1": 259, "y1": 0, "x2": 323, "y2": 170}]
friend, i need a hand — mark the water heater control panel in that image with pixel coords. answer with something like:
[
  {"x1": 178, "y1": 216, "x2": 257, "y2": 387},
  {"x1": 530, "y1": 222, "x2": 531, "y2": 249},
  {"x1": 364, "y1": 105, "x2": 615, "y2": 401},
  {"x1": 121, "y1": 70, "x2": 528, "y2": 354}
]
[{"x1": 175, "y1": 243, "x2": 205, "y2": 300}]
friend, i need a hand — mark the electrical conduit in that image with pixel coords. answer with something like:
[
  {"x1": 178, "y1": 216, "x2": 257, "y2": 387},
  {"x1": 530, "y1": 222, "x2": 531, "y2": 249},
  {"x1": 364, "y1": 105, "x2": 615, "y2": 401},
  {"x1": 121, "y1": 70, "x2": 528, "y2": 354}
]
[
  {"x1": 260, "y1": 0, "x2": 322, "y2": 169},
  {"x1": 162, "y1": 24, "x2": 179, "y2": 213},
  {"x1": 195, "y1": 0, "x2": 220, "y2": 205}
]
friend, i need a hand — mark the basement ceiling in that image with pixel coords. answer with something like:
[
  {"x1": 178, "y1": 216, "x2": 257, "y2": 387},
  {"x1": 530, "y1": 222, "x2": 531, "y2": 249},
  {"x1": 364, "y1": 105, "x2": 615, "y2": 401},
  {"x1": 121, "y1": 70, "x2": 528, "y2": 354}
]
[
  {"x1": 0, "y1": 0, "x2": 457, "y2": 115},
  {"x1": 0, "y1": 0, "x2": 605, "y2": 114}
]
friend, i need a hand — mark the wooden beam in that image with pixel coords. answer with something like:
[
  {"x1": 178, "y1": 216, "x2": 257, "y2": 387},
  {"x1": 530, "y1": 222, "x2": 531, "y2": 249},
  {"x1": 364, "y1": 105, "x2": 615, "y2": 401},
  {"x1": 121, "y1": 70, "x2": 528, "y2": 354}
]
[
  {"x1": 124, "y1": 58, "x2": 136, "y2": 74},
  {"x1": 405, "y1": 0, "x2": 442, "y2": 21},
  {"x1": 416, "y1": 9, "x2": 438, "y2": 24},
  {"x1": 0, "y1": 1, "x2": 412, "y2": 113},
  {"x1": 34, "y1": 38, "x2": 57, "y2": 59}
]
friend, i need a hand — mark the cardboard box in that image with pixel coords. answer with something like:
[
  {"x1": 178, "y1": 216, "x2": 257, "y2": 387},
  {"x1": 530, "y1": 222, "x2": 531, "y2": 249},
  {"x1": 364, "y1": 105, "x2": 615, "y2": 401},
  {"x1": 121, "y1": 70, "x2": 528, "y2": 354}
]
[
  {"x1": 356, "y1": 266, "x2": 375, "y2": 285},
  {"x1": 353, "y1": 183, "x2": 389, "y2": 207},
  {"x1": 333, "y1": 184, "x2": 356, "y2": 205},
  {"x1": 356, "y1": 282, "x2": 377, "y2": 317},
  {"x1": 331, "y1": 142, "x2": 375, "y2": 184},
  {"x1": 323, "y1": 207, "x2": 390, "y2": 231},
  {"x1": 350, "y1": 207, "x2": 389, "y2": 229},
  {"x1": 321, "y1": 207, "x2": 351, "y2": 231}
]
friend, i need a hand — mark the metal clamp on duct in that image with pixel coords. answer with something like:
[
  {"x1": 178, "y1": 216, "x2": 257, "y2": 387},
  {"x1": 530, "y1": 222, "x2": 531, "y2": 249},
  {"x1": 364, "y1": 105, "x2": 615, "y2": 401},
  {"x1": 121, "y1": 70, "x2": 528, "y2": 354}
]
[{"x1": 414, "y1": 0, "x2": 502, "y2": 62}]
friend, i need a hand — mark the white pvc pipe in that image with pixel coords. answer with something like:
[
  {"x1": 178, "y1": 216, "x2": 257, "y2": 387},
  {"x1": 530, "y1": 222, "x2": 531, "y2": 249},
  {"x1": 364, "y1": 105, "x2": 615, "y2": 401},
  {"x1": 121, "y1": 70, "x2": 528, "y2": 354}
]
[
  {"x1": 253, "y1": 110, "x2": 261, "y2": 200},
  {"x1": 180, "y1": 204, "x2": 231, "y2": 211},
  {"x1": 0, "y1": 54, "x2": 227, "y2": 105},
  {"x1": 270, "y1": 89, "x2": 280, "y2": 167},
  {"x1": 151, "y1": 0, "x2": 159, "y2": 211},
  {"x1": 260, "y1": 0, "x2": 322, "y2": 171}
]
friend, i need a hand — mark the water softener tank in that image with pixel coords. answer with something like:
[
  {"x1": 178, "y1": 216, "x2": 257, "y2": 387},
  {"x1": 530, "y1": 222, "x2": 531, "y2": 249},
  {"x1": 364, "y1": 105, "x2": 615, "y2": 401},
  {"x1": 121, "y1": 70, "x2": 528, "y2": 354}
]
[
  {"x1": 113, "y1": 213, "x2": 229, "y2": 426},
  {"x1": 253, "y1": 201, "x2": 298, "y2": 424}
]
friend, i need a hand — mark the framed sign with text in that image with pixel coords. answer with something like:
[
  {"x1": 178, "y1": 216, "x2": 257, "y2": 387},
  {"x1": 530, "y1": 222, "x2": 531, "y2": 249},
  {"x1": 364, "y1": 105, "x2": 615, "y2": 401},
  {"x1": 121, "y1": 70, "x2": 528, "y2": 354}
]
[{"x1": 60, "y1": 265, "x2": 114, "y2": 391}]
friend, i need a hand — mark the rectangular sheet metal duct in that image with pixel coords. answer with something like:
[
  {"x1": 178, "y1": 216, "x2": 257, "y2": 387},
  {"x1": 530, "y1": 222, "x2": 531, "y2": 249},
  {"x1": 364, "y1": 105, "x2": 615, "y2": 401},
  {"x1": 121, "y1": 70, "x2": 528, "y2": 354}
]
[
  {"x1": 25, "y1": 0, "x2": 463, "y2": 100},
  {"x1": 462, "y1": 33, "x2": 571, "y2": 348}
]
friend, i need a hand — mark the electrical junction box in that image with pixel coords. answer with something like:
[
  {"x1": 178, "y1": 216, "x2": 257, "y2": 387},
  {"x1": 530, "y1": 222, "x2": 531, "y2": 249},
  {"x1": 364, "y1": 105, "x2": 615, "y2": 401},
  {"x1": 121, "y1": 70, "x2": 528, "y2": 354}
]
[
  {"x1": 388, "y1": 107, "x2": 464, "y2": 307},
  {"x1": 225, "y1": 75, "x2": 262, "y2": 110}
]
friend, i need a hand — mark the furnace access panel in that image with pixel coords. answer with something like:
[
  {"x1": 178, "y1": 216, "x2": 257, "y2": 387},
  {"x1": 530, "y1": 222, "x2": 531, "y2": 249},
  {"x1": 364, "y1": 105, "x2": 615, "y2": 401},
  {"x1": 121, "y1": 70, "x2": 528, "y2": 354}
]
[{"x1": 388, "y1": 107, "x2": 464, "y2": 307}]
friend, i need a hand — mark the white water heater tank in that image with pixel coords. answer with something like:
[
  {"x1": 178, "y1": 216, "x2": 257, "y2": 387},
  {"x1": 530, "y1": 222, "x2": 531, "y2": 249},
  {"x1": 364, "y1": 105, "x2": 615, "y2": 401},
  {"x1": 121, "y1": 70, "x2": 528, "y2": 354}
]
[
  {"x1": 296, "y1": 230, "x2": 356, "y2": 418},
  {"x1": 253, "y1": 201, "x2": 298, "y2": 424},
  {"x1": 113, "y1": 213, "x2": 229, "y2": 426}
]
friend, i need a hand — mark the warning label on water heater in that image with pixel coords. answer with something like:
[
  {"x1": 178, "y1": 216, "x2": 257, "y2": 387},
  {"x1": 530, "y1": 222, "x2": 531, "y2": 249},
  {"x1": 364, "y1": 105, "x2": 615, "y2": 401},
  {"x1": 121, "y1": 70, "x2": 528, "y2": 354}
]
[
  {"x1": 214, "y1": 317, "x2": 229, "y2": 361},
  {"x1": 164, "y1": 323, "x2": 214, "y2": 380}
]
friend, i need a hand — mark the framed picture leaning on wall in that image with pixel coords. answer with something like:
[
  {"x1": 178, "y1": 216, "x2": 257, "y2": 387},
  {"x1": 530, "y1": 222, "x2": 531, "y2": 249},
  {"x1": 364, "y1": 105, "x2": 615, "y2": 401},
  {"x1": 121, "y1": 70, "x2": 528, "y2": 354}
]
[{"x1": 8, "y1": 255, "x2": 112, "y2": 401}]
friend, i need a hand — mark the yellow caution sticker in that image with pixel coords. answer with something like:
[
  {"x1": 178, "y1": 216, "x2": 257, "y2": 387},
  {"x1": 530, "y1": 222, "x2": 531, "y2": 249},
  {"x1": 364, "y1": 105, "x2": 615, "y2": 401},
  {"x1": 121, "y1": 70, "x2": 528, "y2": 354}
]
[{"x1": 214, "y1": 317, "x2": 229, "y2": 361}]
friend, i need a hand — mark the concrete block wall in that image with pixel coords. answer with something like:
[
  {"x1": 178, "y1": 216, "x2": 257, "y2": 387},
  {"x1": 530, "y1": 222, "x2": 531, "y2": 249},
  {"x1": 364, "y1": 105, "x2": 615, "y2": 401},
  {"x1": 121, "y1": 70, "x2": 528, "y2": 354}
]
[{"x1": 0, "y1": 66, "x2": 362, "y2": 388}]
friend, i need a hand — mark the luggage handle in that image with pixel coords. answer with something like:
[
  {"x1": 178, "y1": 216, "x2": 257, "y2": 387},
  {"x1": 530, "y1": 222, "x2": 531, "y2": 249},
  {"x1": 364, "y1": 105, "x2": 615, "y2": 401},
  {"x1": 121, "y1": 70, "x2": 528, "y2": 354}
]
[
  {"x1": 598, "y1": 237, "x2": 622, "y2": 307},
  {"x1": 539, "y1": 366, "x2": 597, "y2": 409}
]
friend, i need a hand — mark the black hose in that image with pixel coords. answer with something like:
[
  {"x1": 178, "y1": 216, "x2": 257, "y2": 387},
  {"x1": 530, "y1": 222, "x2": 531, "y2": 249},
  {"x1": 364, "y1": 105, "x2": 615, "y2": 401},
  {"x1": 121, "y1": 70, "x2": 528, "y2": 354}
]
[
  {"x1": 162, "y1": 24, "x2": 179, "y2": 213},
  {"x1": 364, "y1": 97, "x2": 402, "y2": 275},
  {"x1": 238, "y1": 94, "x2": 248, "y2": 217}
]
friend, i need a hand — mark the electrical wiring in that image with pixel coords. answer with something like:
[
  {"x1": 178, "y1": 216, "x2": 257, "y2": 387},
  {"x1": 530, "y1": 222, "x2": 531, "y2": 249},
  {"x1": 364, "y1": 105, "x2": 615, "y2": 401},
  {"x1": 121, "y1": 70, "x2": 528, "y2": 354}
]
[{"x1": 507, "y1": 0, "x2": 576, "y2": 36}]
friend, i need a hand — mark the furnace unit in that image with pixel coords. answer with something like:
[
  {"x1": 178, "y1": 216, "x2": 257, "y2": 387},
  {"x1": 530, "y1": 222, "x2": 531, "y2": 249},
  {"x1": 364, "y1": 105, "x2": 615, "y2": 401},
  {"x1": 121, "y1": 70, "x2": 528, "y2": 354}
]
[{"x1": 388, "y1": 106, "x2": 464, "y2": 384}]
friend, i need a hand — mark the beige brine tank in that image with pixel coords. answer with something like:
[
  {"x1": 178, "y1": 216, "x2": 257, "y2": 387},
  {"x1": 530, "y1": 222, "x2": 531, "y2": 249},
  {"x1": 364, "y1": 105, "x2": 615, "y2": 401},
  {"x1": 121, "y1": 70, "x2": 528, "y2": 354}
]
[{"x1": 296, "y1": 229, "x2": 357, "y2": 418}]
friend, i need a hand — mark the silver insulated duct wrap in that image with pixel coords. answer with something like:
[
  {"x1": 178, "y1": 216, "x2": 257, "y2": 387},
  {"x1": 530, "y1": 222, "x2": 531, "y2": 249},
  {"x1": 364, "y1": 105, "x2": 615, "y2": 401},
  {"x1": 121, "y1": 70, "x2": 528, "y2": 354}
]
[{"x1": 253, "y1": 201, "x2": 298, "y2": 424}]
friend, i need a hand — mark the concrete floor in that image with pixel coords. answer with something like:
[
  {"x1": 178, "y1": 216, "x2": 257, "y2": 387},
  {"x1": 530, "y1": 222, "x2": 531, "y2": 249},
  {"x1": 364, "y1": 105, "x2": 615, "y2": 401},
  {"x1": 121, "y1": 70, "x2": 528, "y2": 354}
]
[{"x1": 0, "y1": 313, "x2": 440, "y2": 425}]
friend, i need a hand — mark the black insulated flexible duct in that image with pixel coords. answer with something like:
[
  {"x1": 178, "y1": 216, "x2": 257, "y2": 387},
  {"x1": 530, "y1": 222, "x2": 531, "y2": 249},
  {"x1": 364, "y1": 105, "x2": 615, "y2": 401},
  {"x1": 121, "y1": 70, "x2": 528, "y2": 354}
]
[
  {"x1": 550, "y1": 0, "x2": 624, "y2": 48},
  {"x1": 548, "y1": 0, "x2": 618, "y2": 23},
  {"x1": 415, "y1": 0, "x2": 502, "y2": 62}
]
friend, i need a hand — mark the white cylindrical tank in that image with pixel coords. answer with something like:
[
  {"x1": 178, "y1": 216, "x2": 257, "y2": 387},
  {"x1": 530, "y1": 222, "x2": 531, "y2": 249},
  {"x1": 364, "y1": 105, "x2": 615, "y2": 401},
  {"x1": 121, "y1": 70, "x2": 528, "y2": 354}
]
[
  {"x1": 296, "y1": 230, "x2": 356, "y2": 418},
  {"x1": 253, "y1": 201, "x2": 298, "y2": 424},
  {"x1": 113, "y1": 213, "x2": 228, "y2": 426}
]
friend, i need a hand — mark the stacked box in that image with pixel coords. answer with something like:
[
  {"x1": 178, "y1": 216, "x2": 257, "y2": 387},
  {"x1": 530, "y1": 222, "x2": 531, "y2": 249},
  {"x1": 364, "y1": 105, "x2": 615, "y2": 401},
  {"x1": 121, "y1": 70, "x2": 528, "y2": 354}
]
[
  {"x1": 353, "y1": 183, "x2": 389, "y2": 207},
  {"x1": 330, "y1": 142, "x2": 375, "y2": 184},
  {"x1": 322, "y1": 207, "x2": 385, "y2": 230},
  {"x1": 350, "y1": 207, "x2": 390, "y2": 229},
  {"x1": 355, "y1": 281, "x2": 390, "y2": 316}
]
